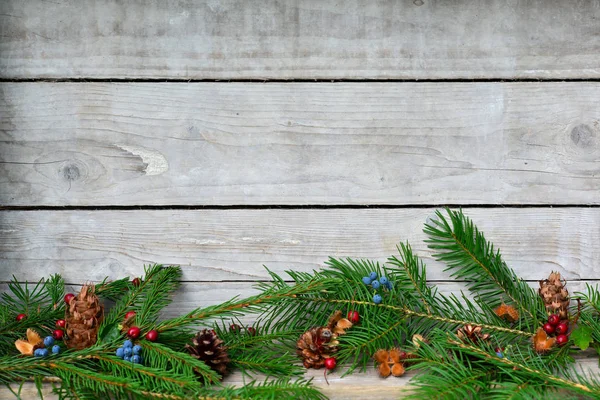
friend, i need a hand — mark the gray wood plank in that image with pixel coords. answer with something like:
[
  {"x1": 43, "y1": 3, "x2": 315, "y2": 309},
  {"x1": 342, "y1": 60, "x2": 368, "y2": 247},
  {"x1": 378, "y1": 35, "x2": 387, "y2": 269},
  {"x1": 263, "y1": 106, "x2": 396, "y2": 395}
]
[
  {"x1": 1, "y1": 208, "x2": 599, "y2": 283},
  {"x1": 2, "y1": 82, "x2": 600, "y2": 206},
  {"x1": 1, "y1": 0, "x2": 599, "y2": 80}
]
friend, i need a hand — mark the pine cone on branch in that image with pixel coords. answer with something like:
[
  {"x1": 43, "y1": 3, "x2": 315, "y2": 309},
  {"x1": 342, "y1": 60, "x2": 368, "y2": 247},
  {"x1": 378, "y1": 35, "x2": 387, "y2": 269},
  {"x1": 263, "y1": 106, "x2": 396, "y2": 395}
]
[
  {"x1": 65, "y1": 284, "x2": 103, "y2": 350},
  {"x1": 539, "y1": 271, "x2": 569, "y2": 319},
  {"x1": 297, "y1": 326, "x2": 337, "y2": 369},
  {"x1": 186, "y1": 329, "x2": 230, "y2": 378},
  {"x1": 297, "y1": 310, "x2": 353, "y2": 369}
]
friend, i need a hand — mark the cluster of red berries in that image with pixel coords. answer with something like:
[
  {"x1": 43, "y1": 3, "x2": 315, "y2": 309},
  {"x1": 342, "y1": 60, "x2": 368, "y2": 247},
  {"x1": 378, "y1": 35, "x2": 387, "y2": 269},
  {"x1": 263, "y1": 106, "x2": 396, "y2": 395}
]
[
  {"x1": 543, "y1": 314, "x2": 569, "y2": 346},
  {"x1": 122, "y1": 310, "x2": 159, "y2": 341},
  {"x1": 16, "y1": 295, "x2": 71, "y2": 340}
]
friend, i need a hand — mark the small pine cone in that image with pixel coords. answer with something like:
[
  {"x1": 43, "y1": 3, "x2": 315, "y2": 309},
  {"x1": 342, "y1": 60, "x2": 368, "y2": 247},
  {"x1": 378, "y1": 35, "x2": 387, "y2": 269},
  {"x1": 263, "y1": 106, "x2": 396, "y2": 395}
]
[
  {"x1": 457, "y1": 325, "x2": 490, "y2": 344},
  {"x1": 65, "y1": 285, "x2": 104, "y2": 350},
  {"x1": 186, "y1": 329, "x2": 230, "y2": 377},
  {"x1": 539, "y1": 271, "x2": 569, "y2": 319},
  {"x1": 297, "y1": 327, "x2": 338, "y2": 369}
]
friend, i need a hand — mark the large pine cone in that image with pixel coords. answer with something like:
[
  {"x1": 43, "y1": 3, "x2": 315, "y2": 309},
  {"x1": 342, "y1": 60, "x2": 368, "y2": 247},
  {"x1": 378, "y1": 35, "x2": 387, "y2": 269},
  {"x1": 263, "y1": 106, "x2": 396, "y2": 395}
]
[
  {"x1": 65, "y1": 285, "x2": 104, "y2": 350},
  {"x1": 296, "y1": 326, "x2": 338, "y2": 369},
  {"x1": 186, "y1": 329, "x2": 230, "y2": 377},
  {"x1": 539, "y1": 271, "x2": 569, "y2": 319}
]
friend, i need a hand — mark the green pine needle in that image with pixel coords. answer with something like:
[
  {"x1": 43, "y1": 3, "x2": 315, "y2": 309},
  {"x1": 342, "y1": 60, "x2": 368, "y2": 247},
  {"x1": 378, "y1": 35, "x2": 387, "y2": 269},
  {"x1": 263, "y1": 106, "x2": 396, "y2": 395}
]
[{"x1": 424, "y1": 208, "x2": 546, "y2": 330}]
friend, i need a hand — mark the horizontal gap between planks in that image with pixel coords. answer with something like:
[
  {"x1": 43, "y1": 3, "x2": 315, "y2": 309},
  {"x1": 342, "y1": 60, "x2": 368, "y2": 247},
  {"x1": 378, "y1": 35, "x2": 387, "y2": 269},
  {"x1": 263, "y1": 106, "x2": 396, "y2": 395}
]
[
  {"x1": 2, "y1": 78, "x2": 600, "y2": 83},
  {"x1": 1, "y1": 204, "x2": 600, "y2": 211},
  {"x1": 3, "y1": 279, "x2": 600, "y2": 285}
]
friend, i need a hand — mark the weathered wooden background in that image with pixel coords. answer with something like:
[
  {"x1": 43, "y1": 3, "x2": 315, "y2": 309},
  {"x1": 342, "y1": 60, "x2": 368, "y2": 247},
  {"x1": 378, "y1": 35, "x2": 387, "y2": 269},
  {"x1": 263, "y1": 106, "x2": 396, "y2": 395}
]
[{"x1": 1, "y1": 0, "x2": 600, "y2": 398}]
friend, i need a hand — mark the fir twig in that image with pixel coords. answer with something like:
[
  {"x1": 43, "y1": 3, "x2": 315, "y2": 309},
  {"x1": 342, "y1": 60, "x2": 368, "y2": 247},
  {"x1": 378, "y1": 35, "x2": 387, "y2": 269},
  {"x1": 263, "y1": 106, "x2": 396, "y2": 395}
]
[{"x1": 424, "y1": 208, "x2": 545, "y2": 329}]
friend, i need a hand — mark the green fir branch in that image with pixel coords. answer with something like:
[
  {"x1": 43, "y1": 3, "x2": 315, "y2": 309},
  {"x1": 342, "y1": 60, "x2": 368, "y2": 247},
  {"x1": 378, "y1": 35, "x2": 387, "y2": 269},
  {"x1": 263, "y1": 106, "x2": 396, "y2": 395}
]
[
  {"x1": 574, "y1": 284, "x2": 600, "y2": 347},
  {"x1": 99, "y1": 265, "x2": 182, "y2": 341},
  {"x1": 424, "y1": 208, "x2": 545, "y2": 329},
  {"x1": 0, "y1": 275, "x2": 66, "y2": 355},
  {"x1": 142, "y1": 341, "x2": 221, "y2": 384},
  {"x1": 94, "y1": 277, "x2": 131, "y2": 301},
  {"x1": 213, "y1": 324, "x2": 303, "y2": 378},
  {"x1": 156, "y1": 279, "x2": 328, "y2": 334},
  {"x1": 221, "y1": 378, "x2": 327, "y2": 400}
]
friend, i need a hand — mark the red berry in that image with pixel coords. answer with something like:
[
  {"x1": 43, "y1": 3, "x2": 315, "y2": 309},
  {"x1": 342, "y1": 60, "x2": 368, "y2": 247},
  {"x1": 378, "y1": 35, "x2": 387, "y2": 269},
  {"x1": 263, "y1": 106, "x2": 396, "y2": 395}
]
[
  {"x1": 399, "y1": 351, "x2": 408, "y2": 360},
  {"x1": 131, "y1": 278, "x2": 141, "y2": 287},
  {"x1": 64, "y1": 293, "x2": 75, "y2": 304},
  {"x1": 53, "y1": 329, "x2": 64, "y2": 340},
  {"x1": 145, "y1": 329, "x2": 159, "y2": 342},
  {"x1": 543, "y1": 322, "x2": 555, "y2": 335},
  {"x1": 555, "y1": 322, "x2": 568, "y2": 335},
  {"x1": 56, "y1": 319, "x2": 66, "y2": 328},
  {"x1": 128, "y1": 326, "x2": 141, "y2": 339},
  {"x1": 125, "y1": 311, "x2": 136, "y2": 319},
  {"x1": 347, "y1": 311, "x2": 360, "y2": 324},
  {"x1": 16, "y1": 313, "x2": 26, "y2": 322},
  {"x1": 246, "y1": 326, "x2": 256, "y2": 336},
  {"x1": 494, "y1": 347, "x2": 504, "y2": 353},
  {"x1": 556, "y1": 334, "x2": 568, "y2": 346},
  {"x1": 324, "y1": 357, "x2": 337, "y2": 370},
  {"x1": 547, "y1": 314, "x2": 560, "y2": 326},
  {"x1": 230, "y1": 323, "x2": 241, "y2": 332}
]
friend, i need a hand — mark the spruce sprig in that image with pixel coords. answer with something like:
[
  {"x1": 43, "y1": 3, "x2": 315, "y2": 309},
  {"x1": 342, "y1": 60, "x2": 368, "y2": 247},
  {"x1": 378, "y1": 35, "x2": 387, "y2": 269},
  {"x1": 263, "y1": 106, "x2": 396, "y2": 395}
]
[
  {"x1": 424, "y1": 208, "x2": 546, "y2": 329},
  {"x1": 100, "y1": 264, "x2": 181, "y2": 336},
  {"x1": 0, "y1": 275, "x2": 65, "y2": 354},
  {"x1": 408, "y1": 329, "x2": 595, "y2": 399},
  {"x1": 574, "y1": 284, "x2": 600, "y2": 348}
]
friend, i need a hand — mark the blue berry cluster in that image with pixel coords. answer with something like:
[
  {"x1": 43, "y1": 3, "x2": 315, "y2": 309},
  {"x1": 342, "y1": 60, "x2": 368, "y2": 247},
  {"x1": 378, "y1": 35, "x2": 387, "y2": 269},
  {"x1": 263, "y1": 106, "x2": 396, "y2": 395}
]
[
  {"x1": 34, "y1": 336, "x2": 61, "y2": 357},
  {"x1": 116, "y1": 339, "x2": 143, "y2": 364},
  {"x1": 362, "y1": 271, "x2": 393, "y2": 304}
]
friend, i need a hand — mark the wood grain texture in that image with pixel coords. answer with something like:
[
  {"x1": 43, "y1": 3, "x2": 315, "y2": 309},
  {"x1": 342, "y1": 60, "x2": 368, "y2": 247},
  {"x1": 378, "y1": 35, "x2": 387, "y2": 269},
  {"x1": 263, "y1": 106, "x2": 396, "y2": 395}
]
[
  {"x1": 1, "y1": 0, "x2": 600, "y2": 79},
  {"x1": 1, "y1": 208, "x2": 599, "y2": 283},
  {"x1": 2, "y1": 82, "x2": 600, "y2": 206}
]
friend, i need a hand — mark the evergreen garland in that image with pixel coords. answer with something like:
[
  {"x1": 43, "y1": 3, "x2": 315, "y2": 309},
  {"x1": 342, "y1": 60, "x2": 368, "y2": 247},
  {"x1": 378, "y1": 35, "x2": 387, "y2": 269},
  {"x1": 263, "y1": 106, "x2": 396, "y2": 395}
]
[{"x1": 1, "y1": 208, "x2": 599, "y2": 399}]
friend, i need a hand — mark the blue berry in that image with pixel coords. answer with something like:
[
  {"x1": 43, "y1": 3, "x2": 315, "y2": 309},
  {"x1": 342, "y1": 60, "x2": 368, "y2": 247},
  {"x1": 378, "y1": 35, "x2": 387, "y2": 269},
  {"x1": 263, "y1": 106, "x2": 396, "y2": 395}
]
[
  {"x1": 379, "y1": 276, "x2": 388, "y2": 285},
  {"x1": 371, "y1": 280, "x2": 381, "y2": 289},
  {"x1": 361, "y1": 276, "x2": 372, "y2": 285},
  {"x1": 124, "y1": 355, "x2": 132, "y2": 362},
  {"x1": 34, "y1": 348, "x2": 43, "y2": 357},
  {"x1": 124, "y1": 347, "x2": 133, "y2": 357},
  {"x1": 132, "y1": 345, "x2": 142, "y2": 355},
  {"x1": 39, "y1": 349, "x2": 49, "y2": 357},
  {"x1": 385, "y1": 281, "x2": 393, "y2": 290},
  {"x1": 123, "y1": 340, "x2": 133, "y2": 348},
  {"x1": 496, "y1": 352, "x2": 504, "y2": 358},
  {"x1": 373, "y1": 294, "x2": 382, "y2": 304},
  {"x1": 52, "y1": 345, "x2": 61, "y2": 354},
  {"x1": 131, "y1": 355, "x2": 141, "y2": 364},
  {"x1": 369, "y1": 272, "x2": 378, "y2": 280},
  {"x1": 116, "y1": 347, "x2": 125, "y2": 358},
  {"x1": 43, "y1": 336, "x2": 55, "y2": 347}
]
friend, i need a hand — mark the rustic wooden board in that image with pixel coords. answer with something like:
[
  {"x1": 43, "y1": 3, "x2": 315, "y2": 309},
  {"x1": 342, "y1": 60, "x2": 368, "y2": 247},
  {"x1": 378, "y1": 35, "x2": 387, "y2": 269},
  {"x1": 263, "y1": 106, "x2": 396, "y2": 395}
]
[
  {"x1": 1, "y1": 208, "x2": 599, "y2": 283},
  {"x1": 1, "y1": 0, "x2": 599, "y2": 80},
  {"x1": 2, "y1": 82, "x2": 600, "y2": 206}
]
